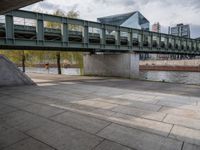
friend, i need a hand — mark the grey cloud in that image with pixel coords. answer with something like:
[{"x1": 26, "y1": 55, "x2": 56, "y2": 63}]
[
  {"x1": 93, "y1": 0, "x2": 136, "y2": 7},
  {"x1": 191, "y1": 24, "x2": 200, "y2": 38},
  {"x1": 38, "y1": 2, "x2": 60, "y2": 10}
]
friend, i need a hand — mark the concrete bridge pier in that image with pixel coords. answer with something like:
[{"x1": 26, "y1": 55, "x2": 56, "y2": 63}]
[{"x1": 83, "y1": 52, "x2": 139, "y2": 78}]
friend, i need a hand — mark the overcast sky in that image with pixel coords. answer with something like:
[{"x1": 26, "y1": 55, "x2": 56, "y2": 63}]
[{"x1": 23, "y1": 0, "x2": 200, "y2": 38}]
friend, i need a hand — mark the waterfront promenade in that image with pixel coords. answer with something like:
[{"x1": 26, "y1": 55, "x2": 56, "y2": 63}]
[{"x1": 1, "y1": 73, "x2": 200, "y2": 150}]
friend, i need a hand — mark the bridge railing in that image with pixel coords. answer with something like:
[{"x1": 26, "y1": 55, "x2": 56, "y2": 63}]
[{"x1": 1, "y1": 10, "x2": 200, "y2": 55}]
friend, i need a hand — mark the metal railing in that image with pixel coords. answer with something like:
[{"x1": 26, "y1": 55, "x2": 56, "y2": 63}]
[{"x1": 0, "y1": 10, "x2": 199, "y2": 55}]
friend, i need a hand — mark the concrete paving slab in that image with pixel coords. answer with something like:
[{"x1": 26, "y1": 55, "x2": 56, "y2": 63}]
[
  {"x1": 22, "y1": 103, "x2": 66, "y2": 118},
  {"x1": 0, "y1": 104, "x2": 18, "y2": 115},
  {"x1": 2, "y1": 73, "x2": 200, "y2": 149},
  {"x1": 108, "y1": 112, "x2": 173, "y2": 137},
  {"x1": 0, "y1": 96, "x2": 32, "y2": 108},
  {"x1": 182, "y1": 143, "x2": 200, "y2": 150},
  {"x1": 51, "y1": 111, "x2": 111, "y2": 134},
  {"x1": 2, "y1": 138, "x2": 55, "y2": 150},
  {"x1": 0, "y1": 111, "x2": 53, "y2": 132},
  {"x1": 156, "y1": 100, "x2": 200, "y2": 111},
  {"x1": 112, "y1": 105, "x2": 166, "y2": 121},
  {"x1": 94, "y1": 140, "x2": 133, "y2": 150},
  {"x1": 72, "y1": 100, "x2": 118, "y2": 110},
  {"x1": 113, "y1": 93, "x2": 158, "y2": 104},
  {"x1": 170, "y1": 125, "x2": 200, "y2": 146},
  {"x1": 27, "y1": 121, "x2": 103, "y2": 150},
  {"x1": 159, "y1": 106, "x2": 200, "y2": 120},
  {"x1": 50, "y1": 103, "x2": 172, "y2": 137},
  {"x1": 164, "y1": 114, "x2": 200, "y2": 130},
  {"x1": 0, "y1": 124, "x2": 28, "y2": 149},
  {"x1": 13, "y1": 93, "x2": 59, "y2": 105},
  {"x1": 94, "y1": 98, "x2": 162, "y2": 112},
  {"x1": 98, "y1": 123, "x2": 182, "y2": 150},
  {"x1": 155, "y1": 96, "x2": 197, "y2": 105}
]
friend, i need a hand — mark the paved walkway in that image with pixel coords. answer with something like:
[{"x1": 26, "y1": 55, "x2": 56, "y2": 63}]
[{"x1": 1, "y1": 73, "x2": 200, "y2": 150}]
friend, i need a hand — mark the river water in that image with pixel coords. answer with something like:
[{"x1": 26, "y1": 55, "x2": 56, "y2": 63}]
[{"x1": 22, "y1": 67, "x2": 200, "y2": 85}]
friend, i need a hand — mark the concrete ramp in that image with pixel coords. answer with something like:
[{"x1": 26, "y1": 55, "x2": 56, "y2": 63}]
[{"x1": 0, "y1": 55, "x2": 35, "y2": 86}]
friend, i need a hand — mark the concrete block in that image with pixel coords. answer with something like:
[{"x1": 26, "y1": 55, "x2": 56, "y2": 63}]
[
  {"x1": 94, "y1": 140, "x2": 133, "y2": 150},
  {"x1": 98, "y1": 123, "x2": 182, "y2": 150},
  {"x1": 51, "y1": 111, "x2": 111, "y2": 134},
  {"x1": 83, "y1": 53, "x2": 139, "y2": 78},
  {"x1": 164, "y1": 115, "x2": 200, "y2": 130},
  {"x1": 27, "y1": 121, "x2": 103, "y2": 150},
  {"x1": 112, "y1": 105, "x2": 166, "y2": 121},
  {"x1": 170, "y1": 125, "x2": 200, "y2": 146},
  {"x1": 3, "y1": 138, "x2": 54, "y2": 150}
]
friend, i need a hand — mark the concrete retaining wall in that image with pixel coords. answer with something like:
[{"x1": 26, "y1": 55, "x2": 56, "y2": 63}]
[
  {"x1": 140, "y1": 59, "x2": 200, "y2": 67},
  {"x1": 0, "y1": 55, "x2": 35, "y2": 86}
]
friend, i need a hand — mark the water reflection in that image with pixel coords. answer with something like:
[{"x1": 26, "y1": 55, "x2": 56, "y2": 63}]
[
  {"x1": 21, "y1": 67, "x2": 200, "y2": 85},
  {"x1": 21, "y1": 67, "x2": 81, "y2": 76},
  {"x1": 140, "y1": 71, "x2": 200, "y2": 85}
]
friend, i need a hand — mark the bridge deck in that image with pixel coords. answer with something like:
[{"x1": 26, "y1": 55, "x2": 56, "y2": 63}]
[{"x1": 0, "y1": 10, "x2": 200, "y2": 55}]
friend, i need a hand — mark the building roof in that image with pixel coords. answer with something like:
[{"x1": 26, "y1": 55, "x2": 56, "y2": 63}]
[
  {"x1": 138, "y1": 13, "x2": 149, "y2": 25},
  {"x1": 0, "y1": 0, "x2": 42, "y2": 15},
  {"x1": 97, "y1": 11, "x2": 137, "y2": 26},
  {"x1": 97, "y1": 11, "x2": 149, "y2": 27}
]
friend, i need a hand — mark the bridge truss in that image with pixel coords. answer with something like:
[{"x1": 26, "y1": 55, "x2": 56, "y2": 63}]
[{"x1": 0, "y1": 10, "x2": 200, "y2": 55}]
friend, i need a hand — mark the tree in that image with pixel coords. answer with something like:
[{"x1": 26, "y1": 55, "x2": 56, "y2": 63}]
[
  {"x1": 45, "y1": 9, "x2": 82, "y2": 74},
  {"x1": 1, "y1": 8, "x2": 83, "y2": 74}
]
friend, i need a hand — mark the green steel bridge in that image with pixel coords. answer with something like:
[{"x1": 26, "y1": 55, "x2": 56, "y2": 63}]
[{"x1": 1, "y1": 10, "x2": 200, "y2": 55}]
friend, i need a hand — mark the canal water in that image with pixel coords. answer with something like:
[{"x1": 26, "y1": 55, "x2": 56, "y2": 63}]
[{"x1": 22, "y1": 67, "x2": 200, "y2": 85}]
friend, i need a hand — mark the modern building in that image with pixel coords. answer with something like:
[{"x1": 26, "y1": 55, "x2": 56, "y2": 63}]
[
  {"x1": 98, "y1": 11, "x2": 150, "y2": 31},
  {"x1": 169, "y1": 24, "x2": 191, "y2": 60},
  {"x1": 98, "y1": 11, "x2": 150, "y2": 60},
  {"x1": 171, "y1": 24, "x2": 191, "y2": 38},
  {"x1": 152, "y1": 22, "x2": 161, "y2": 33},
  {"x1": 150, "y1": 23, "x2": 161, "y2": 59}
]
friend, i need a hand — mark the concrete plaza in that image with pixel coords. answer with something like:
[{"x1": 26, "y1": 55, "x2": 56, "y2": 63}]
[{"x1": 1, "y1": 73, "x2": 200, "y2": 150}]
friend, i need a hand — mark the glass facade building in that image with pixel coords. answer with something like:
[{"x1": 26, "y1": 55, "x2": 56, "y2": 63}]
[
  {"x1": 98, "y1": 11, "x2": 150, "y2": 60},
  {"x1": 97, "y1": 11, "x2": 150, "y2": 31}
]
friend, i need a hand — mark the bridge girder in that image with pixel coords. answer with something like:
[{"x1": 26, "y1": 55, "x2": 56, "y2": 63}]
[{"x1": 0, "y1": 10, "x2": 200, "y2": 56}]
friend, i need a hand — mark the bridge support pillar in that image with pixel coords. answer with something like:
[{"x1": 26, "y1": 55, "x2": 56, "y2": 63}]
[{"x1": 83, "y1": 53, "x2": 139, "y2": 78}]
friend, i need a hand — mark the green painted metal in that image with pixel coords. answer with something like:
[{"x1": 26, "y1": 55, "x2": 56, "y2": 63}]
[{"x1": 0, "y1": 10, "x2": 200, "y2": 55}]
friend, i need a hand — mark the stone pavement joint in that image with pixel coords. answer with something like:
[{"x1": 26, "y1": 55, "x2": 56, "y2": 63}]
[{"x1": 1, "y1": 73, "x2": 200, "y2": 150}]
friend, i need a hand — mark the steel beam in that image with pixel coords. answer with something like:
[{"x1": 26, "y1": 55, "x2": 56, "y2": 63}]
[{"x1": 0, "y1": 10, "x2": 200, "y2": 56}]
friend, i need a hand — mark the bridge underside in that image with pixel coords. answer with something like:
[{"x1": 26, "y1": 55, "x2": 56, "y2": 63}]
[{"x1": 0, "y1": 0, "x2": 42, "y2": 14}]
